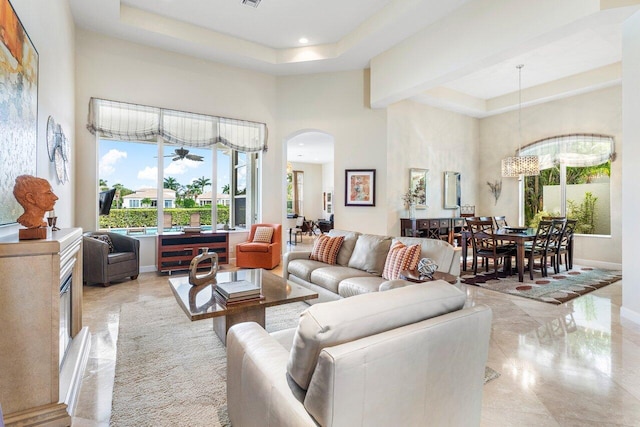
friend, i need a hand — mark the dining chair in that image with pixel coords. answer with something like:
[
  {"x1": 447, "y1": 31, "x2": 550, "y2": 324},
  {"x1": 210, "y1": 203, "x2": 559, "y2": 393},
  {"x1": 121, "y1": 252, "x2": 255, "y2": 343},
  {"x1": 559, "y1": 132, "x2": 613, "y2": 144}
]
[
  {"x1": 288, "y1": 216, "x2": 304, "y2": 245},
  {"x1": 493, "y1": 216, "x2": 508, "y2": 230},
  {"x1": 554, "y1": 219, "x2": 577, "y2": 272},
  {"x1": 524, "y1": 220, "x2": 555, "y2": 280},
  {"x1": 466, "y1": 218, "x2": 515, "y2": 278}
]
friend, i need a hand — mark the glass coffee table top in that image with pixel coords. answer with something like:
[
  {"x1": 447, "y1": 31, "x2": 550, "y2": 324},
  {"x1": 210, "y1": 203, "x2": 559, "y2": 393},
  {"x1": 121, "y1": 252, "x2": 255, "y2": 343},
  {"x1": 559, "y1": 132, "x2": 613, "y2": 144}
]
[{"x1": 170, "y1": 268, "x2": 318, "y2": 321}]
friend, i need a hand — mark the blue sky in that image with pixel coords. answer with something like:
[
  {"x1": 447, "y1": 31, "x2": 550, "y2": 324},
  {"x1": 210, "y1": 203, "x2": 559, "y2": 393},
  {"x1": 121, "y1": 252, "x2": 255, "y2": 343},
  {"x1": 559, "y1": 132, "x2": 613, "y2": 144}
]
[{"x1": 99, "y1": 140, "x2": 230, "y2": 193}]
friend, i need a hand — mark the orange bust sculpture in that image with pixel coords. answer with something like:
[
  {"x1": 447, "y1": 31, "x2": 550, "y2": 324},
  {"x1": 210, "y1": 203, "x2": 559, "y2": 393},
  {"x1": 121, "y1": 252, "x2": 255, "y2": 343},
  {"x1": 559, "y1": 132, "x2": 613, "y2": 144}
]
[{"x1": 13, "y1": 175, "x2": 58, "y2": 229}]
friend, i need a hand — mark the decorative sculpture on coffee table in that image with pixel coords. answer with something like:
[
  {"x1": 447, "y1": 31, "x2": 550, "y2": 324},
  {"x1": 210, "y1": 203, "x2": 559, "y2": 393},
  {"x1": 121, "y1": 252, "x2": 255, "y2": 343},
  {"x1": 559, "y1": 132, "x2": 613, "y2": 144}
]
[
  {"x1": 417, "y1": 258, "x2": 438, "y2": 279},
  {"x1": 13, "y1": 175, "x2": 58, "y2": 240},
  {"x1": 188, "y1": 248, "x2": 219, "y2": 285}
]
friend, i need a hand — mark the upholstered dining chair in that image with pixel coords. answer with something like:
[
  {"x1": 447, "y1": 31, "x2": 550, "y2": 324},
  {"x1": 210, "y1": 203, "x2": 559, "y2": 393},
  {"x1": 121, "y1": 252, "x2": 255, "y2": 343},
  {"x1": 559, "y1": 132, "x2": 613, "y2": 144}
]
[
  {"x1": 83, "y1": 231, "x2": 140, "y2": 287},
  {"x1": 235, "y1": 223, "x2": 282, "y2": 269},
  {"x1": 466, "y1": 218, "x2": 515, "y2": 278}
]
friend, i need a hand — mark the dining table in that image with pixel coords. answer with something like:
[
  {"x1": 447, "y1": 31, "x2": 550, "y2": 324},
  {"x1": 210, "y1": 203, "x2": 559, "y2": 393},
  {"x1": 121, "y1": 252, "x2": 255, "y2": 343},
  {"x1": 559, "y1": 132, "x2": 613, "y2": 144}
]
[{"x1": 461, "y1": 228, "x2": 536, "y2": 282}]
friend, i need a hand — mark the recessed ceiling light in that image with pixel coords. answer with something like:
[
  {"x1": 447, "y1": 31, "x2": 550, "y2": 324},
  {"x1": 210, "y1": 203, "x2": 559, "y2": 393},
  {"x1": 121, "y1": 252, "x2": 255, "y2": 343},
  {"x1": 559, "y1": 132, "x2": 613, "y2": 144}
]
[{"x1": 298, "y1": 37, "x2": 309, "y2": 44}]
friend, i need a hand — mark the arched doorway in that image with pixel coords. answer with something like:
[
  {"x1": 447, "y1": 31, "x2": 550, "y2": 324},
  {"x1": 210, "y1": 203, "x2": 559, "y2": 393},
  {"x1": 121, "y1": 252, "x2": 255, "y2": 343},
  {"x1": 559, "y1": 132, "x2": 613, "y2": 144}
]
[{"x1": 284, "y1": 130, "x2": 334, "y2": 243}]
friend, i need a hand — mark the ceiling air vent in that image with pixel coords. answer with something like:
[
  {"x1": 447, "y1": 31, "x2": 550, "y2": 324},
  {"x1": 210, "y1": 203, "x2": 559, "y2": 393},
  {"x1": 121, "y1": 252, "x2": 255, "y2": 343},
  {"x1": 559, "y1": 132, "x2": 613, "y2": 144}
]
[{"x1": 242, "y1": 0, "x2": 261, "y2": 7}]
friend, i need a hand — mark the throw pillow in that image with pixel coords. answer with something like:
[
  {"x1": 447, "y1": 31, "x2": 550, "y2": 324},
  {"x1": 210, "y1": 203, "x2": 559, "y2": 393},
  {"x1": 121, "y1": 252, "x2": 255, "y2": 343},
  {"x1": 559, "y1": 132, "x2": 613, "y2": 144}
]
[
  {"x1": 252, "y1": 226, "x2": 274, "y2": 243},
  {"x1": 347, "y1": 234, "x2": 392, "y2": 275},
  {"x1": 91, "y1": 234, "x2": 115, "y2": 253},
  {"x1": 310, "y1": 234, "x2": 344, "y2": 265},
  {"x1": 382, "y1": 242, "x2": 421, "y2": 280}
]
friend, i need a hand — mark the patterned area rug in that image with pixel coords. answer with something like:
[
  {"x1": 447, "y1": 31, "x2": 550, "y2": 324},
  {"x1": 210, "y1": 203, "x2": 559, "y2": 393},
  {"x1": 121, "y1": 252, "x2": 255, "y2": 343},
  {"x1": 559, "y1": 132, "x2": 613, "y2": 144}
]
[{"x1": 461, "y1": 266, "x2": 622, "y2": 304}]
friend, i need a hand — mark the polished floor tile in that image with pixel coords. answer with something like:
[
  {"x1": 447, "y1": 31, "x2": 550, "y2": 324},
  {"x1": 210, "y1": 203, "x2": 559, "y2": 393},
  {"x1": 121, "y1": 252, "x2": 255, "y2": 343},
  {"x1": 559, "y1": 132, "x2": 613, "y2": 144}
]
[{"x1": 73, "y1": 235, "x2": 640, "y2": 425}]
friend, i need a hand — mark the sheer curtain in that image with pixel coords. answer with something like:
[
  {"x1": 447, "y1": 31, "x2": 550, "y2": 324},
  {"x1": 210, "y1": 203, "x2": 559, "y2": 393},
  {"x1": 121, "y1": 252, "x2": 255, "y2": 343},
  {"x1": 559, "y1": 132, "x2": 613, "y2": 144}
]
[{"x1": 87, "y1": 98, "x2": 268, "y2": 152}]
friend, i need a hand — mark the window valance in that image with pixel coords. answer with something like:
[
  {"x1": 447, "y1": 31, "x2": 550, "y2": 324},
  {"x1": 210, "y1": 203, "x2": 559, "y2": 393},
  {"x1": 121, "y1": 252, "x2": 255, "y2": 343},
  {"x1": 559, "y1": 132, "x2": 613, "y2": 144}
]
[
  {"x1": 87, "y1": 98, "x2": 268, "y2": 152},
  {"x1": 518, "y1": 134, "x2": 614, "y2": 170}
]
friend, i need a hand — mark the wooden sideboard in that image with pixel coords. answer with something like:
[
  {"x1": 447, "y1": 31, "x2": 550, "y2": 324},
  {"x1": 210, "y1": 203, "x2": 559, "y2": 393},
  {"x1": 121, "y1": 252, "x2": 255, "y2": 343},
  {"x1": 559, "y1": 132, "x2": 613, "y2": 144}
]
[
  {"x1": 0, "y1": 228, "x2": 90, "y2": 426},
  {"x1": 157, "y1": 231, "x2": 229, "y2": 273},
  {"x1": 400, "y1": 217, "x2": 467, "y2": 246}
]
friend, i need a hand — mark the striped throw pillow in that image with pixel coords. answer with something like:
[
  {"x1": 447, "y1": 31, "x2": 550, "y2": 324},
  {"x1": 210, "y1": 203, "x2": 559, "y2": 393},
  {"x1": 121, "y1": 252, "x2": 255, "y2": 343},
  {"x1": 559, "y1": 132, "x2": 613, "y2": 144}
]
[
  {"x1": 252, "y1": 226, "x2": 274, "y2": 243},
  {"x1": 310, "y1": 234, "x2": 345, "y2": 265},
  {"x1": 382, "y1": 242, "x2": 421, "y2": 280}
]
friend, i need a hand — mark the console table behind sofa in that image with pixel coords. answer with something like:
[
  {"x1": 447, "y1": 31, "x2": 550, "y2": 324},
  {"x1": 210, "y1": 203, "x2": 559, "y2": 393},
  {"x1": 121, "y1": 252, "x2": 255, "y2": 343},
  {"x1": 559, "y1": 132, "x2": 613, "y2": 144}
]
[{"x1": 400, "y1": 217, "x2": 466, "y2": 246}]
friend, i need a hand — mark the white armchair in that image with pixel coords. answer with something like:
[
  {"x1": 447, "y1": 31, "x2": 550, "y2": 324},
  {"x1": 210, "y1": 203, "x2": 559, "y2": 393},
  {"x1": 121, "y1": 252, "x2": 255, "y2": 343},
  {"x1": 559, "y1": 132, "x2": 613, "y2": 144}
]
[{"x1": 227, "y1": 281, "x2": 492, "y2": 427}]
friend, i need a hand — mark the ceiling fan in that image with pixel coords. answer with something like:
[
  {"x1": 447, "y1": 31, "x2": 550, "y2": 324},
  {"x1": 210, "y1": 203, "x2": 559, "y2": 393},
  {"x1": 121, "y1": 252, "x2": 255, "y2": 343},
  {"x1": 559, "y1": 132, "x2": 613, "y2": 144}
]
[{"x1": 164, "y1": 147, "x2": 204, "y2": 162}]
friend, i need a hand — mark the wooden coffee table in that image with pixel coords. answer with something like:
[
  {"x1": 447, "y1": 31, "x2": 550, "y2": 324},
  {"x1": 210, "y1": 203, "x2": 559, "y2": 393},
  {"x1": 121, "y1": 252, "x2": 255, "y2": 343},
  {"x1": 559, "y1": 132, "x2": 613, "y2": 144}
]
[
  {"x1": 169, "y1": 268, "x2": 318, "y2": 345},
  {"x1": 399, "y1": 269, "x2": 458, "y2": 284}
]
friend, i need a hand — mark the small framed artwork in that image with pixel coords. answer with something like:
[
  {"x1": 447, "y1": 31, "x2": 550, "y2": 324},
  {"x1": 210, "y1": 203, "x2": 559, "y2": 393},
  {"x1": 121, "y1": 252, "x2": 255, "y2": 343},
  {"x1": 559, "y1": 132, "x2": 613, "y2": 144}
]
[
  {"x1": 327, "y1": 203, "x2": 332, "y2": 214},
  {"x1": 345, "y1": 169, "x2": 376, "y2": 207},
  {"x1": 409, "y1": 168, "x2": 428, "y2": 209}
]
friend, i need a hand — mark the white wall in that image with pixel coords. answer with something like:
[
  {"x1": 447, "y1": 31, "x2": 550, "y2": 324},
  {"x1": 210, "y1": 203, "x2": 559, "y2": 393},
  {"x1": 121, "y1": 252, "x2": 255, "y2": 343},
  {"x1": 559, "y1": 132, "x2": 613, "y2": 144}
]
[
  {"x1": 276, "y1": 70, "x2": 388, "y2": 235},
  {"x1": 74, "y1": 30, "x2": 276, "y2": 269},
  {"x1": 0, "y1": 0, "x2": 76, "y2": 238},
  {"x1": 74, "y1": 29, "x2": 278, "y2": 233},
  {"x1": 386, "y1": 100, "x2": 480, "y2": 234},
  {"x1": 479, "y1": 86, "x2": 623, "y2": 266},
  {"x1": 621, "y1": 10, "x2": 640, "y2": 324}
]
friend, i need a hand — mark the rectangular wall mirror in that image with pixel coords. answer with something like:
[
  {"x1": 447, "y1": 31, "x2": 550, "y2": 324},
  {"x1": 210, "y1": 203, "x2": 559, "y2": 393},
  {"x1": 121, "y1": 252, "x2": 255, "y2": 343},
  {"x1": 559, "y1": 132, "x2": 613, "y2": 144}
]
[
  {"x1": 409, "y1": 168, "x2": 428, "y2": 208},
  {"x1": 443, "y1": 171, "x2": 461, "y2": 209}
]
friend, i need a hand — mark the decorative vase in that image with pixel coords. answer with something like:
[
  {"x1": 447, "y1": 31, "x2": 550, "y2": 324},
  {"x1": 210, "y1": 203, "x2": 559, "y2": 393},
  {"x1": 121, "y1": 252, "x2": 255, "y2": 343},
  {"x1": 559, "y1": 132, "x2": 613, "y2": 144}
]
[
  {"x1": 409, "y1": 203, "x2": 416, "y2": 220},
  {"x1": 188, "y1": 248, "x2": 219, "y2": 286}
]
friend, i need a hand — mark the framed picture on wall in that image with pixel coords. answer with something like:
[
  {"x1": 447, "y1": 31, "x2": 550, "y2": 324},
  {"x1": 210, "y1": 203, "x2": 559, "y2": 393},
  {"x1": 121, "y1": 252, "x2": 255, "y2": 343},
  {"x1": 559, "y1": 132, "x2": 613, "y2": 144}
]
[
  {"x1": 0, "y1": 0, "x2": 39, "y2": 226},
  {"x1": 409, "y1": 168, "x2": 428, "y2": 209},
  {"x1": 345, "y1": 169, "x2": 376, "y2": 207}
]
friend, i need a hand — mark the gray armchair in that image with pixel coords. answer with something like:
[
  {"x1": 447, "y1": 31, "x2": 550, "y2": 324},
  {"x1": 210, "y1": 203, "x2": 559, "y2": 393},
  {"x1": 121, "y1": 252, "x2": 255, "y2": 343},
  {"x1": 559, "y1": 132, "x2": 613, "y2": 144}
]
[{"x1": 83, "y1": 231, "x2": 140, "y2": 287}]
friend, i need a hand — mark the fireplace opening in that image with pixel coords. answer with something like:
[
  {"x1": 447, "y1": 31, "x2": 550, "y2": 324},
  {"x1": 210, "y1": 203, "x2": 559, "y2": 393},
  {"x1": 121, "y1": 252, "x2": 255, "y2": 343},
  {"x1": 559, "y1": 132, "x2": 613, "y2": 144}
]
[{"x1": 59, "y1": 272, "x2": 72, "y2": 368}]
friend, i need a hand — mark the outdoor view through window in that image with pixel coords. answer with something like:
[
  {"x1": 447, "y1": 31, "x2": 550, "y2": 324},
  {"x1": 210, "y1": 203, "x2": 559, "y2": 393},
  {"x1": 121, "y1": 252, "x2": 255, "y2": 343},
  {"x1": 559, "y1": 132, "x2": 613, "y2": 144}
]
[{"x1": 98, "y1": 139, "x2": 257, "y2": 234}]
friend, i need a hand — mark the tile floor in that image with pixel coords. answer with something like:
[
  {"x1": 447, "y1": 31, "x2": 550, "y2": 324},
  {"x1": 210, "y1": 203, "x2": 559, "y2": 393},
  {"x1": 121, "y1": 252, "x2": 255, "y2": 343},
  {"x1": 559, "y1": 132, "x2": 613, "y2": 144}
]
[{"x1": 72, "y1": 235, "x2": 640, "y2": 426}]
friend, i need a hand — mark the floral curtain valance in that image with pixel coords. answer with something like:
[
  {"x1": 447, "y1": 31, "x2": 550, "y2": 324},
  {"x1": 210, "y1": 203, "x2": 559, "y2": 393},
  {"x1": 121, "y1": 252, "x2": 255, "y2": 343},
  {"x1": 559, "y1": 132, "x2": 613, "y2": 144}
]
[
  {"x1": 518, "y1": 134, "x2": 614, "y2": 170},
  {"x1": 87, "y1": 98, "x2": 268, "y2": 152}
]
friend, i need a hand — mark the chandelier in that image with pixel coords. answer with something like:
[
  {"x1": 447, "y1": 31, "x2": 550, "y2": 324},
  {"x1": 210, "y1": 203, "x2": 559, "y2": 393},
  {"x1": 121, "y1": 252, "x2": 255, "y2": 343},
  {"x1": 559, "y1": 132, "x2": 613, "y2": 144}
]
[{"x1": 501, "y1": 65, "x2": 539, "y2": 177}]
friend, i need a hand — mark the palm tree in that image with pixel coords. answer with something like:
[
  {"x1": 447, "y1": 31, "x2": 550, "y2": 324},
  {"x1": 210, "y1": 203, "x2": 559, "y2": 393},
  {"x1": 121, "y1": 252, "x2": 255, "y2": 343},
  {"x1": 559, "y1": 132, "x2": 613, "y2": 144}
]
[
  {"x1": 193, "y1": 176, "x2": 211, "y2": 193},
  {"x1": 221, "y1": 184, "x2": 230, "y2": 195},
  {"x1": 164, "y1": 177, "x2": 180, "y2": 191},
  {"x1": 99, "y1": 179, "x2": 108, "y2": 189}
]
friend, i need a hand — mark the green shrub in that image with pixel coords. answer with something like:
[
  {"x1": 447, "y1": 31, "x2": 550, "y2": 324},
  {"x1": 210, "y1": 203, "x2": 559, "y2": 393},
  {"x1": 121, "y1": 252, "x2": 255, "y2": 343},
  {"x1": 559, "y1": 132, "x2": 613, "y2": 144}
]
[{"x1": 99, "y1": 205, "x2": 229, "y2": 229}]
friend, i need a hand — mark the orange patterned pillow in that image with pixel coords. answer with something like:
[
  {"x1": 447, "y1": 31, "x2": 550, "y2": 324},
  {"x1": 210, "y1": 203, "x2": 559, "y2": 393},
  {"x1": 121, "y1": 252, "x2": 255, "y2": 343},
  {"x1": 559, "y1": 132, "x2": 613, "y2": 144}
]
[
  {"x1": 310, "y1": 234, "x2": 345, "y2": 265},
  {"x1": 382, "y1": 242, "x2": 421, "y2": 280}
]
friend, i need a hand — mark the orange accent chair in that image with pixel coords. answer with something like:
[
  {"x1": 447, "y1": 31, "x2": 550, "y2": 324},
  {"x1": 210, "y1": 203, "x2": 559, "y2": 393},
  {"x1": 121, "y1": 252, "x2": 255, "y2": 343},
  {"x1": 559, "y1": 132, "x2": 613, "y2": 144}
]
[{"x1": 235, "y1": 223, "x2": 282, "y2": 269}]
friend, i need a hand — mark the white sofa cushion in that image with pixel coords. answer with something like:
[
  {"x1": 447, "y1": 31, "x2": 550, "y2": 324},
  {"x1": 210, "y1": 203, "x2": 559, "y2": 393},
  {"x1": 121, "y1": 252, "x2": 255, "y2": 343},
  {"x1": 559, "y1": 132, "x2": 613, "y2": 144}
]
[
  {"x1": 347, "y1": 234, "x2": 392, "y2": 275},
  {"x1": 309, "y1": 266, "x2": 373, "y2": 294},
  {"x1": 337, "y1": 276, "x2": 386, "y2": 298},
  {"x1": 328, "y1": 230, "x2": 361, "y2": 266},
  {"x1": 287, "y1": 259, "x2": 329, "y2": 282},
  {"x1": 286, "y1": 280, "x2": 466, "y2": 390}
]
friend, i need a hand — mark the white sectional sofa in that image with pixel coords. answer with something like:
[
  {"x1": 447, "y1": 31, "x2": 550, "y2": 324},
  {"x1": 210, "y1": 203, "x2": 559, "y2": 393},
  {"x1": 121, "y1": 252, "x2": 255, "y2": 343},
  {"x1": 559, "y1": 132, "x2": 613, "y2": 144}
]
[{"x1": 283, "y1": 229, "x2": 460, "y2": 303}]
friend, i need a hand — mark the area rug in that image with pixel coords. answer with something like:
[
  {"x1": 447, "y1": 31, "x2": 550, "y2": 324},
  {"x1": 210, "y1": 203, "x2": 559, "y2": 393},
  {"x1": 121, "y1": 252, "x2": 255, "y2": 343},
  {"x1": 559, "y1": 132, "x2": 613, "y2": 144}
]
[
  {"x1": 460, "y1": 266, "x2": 622, "y2": 304},
  {"x1": 111, "y1": 298, "x2": 499, "y2": 426}
]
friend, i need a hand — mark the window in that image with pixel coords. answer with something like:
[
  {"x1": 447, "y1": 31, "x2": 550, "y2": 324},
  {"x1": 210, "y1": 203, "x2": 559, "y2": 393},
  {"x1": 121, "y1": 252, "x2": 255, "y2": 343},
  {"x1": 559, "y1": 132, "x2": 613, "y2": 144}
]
[
  {"x1": 522, "y1": 134, "x2": 614, "y2": 235},
  {"x1": 98, "y1": 139, "x2": 259, "y2": 232},
  {"x1": 90, "y1": 98, "x2": 266, "y2": 233}
]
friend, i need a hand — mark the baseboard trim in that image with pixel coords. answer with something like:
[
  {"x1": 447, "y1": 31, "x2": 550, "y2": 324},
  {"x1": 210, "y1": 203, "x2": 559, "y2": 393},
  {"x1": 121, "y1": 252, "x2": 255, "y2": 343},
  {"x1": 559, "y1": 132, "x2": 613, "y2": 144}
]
[
  {"x1": 621, "y1": 306, "x2": 640, "y2": 326},
  {"x1": 573, "y1": 258, "x2": 622, "y2": 270}
]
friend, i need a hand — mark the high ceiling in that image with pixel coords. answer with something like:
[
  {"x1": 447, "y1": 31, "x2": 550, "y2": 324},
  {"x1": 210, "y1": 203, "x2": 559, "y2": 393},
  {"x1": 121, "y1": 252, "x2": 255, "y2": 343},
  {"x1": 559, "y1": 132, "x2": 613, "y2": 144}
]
[{"x1": 69, "y1": 0, "x2": 640, "y2": 160}]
